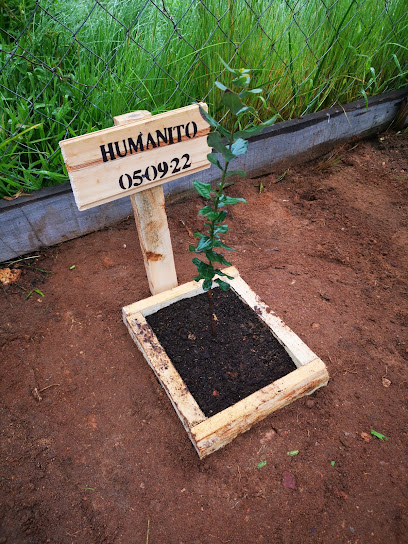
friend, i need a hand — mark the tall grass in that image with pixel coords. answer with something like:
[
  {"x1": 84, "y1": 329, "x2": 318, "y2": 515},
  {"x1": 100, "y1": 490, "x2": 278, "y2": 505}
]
[{"x1": 0, "y1": 0, "x2": 407, "y2": 198}]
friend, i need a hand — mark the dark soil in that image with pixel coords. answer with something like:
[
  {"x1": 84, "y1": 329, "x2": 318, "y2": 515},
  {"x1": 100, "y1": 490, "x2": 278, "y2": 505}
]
[
  {"x1": 1, "y1": 131, "x2": 407, "y2": 544},
  {"x1": 146, "y1": 288, "x2": 297, "y2": 416}
]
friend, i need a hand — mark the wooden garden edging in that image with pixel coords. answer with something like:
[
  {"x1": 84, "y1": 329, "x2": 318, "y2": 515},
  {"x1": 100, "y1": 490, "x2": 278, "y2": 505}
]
[
  {"x1": 1, "y1": 87, "x2": 407, "y2": 262},
  {"x1": 123, "y1": 266, "x2": 329, "y2": 458}
]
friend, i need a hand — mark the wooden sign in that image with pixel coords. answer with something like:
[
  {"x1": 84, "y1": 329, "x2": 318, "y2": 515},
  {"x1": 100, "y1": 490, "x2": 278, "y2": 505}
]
[{"x1": 59, "y1": 103, "x2": 211, "y2": 211}]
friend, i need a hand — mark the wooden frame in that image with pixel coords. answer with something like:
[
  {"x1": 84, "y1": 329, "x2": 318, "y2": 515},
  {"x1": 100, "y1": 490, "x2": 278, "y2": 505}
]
[{"x1": 123, "y1": 267, "x2": 329, "y2": 458}]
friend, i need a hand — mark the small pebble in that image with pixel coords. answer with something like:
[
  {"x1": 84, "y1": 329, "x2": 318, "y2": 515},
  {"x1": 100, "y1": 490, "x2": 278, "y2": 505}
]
[{"x1": 305, "y1": 399, "x2": 315, "y2": 409}]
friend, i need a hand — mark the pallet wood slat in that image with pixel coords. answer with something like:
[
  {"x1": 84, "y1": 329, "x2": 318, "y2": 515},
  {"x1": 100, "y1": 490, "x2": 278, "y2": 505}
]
[
  {"x1": 129, "y1": 185, "x2": 178, "y2": 294},
  {"x1": 123, "y1": 267, "x2": 329, "y2": 458},
  {"x1": 61, "y1": 103, "x2": 209, "y2": 169},
  {"x1": 123, "y1": 266, "x2": 240, "y2": 318},
  {"x1": 191, "y1": 358, "x2": 328, "y2": 458},
  {"x1": 228, "y1": 275, "x2": 317, "y2": 367},
  {"x1": 125, "y1": 312, "x2": 206, "y2": 431},
  {"x1": 59, "y1": 103, "x2": 211, "y2": 211}
]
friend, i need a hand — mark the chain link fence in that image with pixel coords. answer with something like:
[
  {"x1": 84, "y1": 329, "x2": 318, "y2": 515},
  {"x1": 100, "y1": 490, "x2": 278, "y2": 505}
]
[{"x1": 0, "y1": 0, "x2": 407, "y2": 198}]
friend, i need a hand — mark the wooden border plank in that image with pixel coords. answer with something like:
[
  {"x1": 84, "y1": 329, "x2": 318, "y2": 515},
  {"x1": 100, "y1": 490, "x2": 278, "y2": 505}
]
[
  {"x1": 124, "y1": 311, "x2": 206, "y2": 432},
  {"x1": 191, "y1": 358, "x2": 328, "y2": 458},
  {"x1": 123, "y1": 266, "x2": 239, "y2": 318},
  {"x1": 229, "y1": 274, "x2": 316, "y2": 367}
]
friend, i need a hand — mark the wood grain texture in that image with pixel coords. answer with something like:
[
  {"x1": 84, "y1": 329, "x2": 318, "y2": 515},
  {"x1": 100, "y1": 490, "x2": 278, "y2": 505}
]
[
  {"x1": 60, "y1": 103, "x2": 209, "y2": 170},
  {"x1": 130, "y1": 185, "x2": 178, "y2": 294},
  {"x1": 59, "y1": 103, "x2": 211, "y2": 210},
  {"x1": 123, "y1": 266, "x2": 239, "y2": 318}
]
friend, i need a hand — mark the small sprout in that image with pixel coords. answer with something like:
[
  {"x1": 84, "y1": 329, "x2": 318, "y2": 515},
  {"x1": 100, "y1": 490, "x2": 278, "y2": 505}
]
[
  {"x1": 275, "y1": 170, "x2": 288, "y2": 183},
  {"x1": 69, "y1": 265, "x2": 76, "y2": 270},
  {"x1": 287, "y1": 450, "x2": 299, "y2": 456},
  {"x1": 253, "y1": 181, "x2": 264, "y2": 193},
  {"x1": 25, "y1": 289, "x2": 44, "y2": 300},
  {"x1": 370, "y1": 429, "x2": 389, "y2": 441},
  {"x1": 331, "y1": 461, "x2": 335, "y2": 467},
  {"x1": 257, "y1": 460, "x2": 267, "y2": 469}
]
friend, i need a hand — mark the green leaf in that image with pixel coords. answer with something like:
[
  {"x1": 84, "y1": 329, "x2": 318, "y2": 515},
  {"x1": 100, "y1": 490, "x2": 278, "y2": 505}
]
[
  {"x1": 287, "y1": 450, "x2": 299, "y2": 456},
  {"x1": 215, "y1": 278, "x2": 230, "y2": 291},
  {"x1": 214, "y1": 239, "x2": 235, "y2": 251},
  {"x1": 199, "y1": 105, "x2": 230, "y2": 138},
  {"x1": 370, "y1": 429, "x2": 389, "y2": 441},
  {"x1": 257, "y1": 460, "x2": 267, "y2": 469},
  {"x1": 69, "y1": 265, "x2": 76, "y2": 270},
  {"x1": 235, "y1": 116, "x2": 278, "y2": 139},
  {"x1": 199, "y1": 205, "x2": 221, "y2": 222},
  {"x1": 239, "y1": 88, "x2": 263, "y2": 97},
  {"x1": 192, "y1": 258, "x2": 215, "y2": 280},
  {"x1": 218, "y1": 57, "x2": 239, "y2": 75},
  {"x1": 208, "y1": 132, "x2": 235, "y2": 162},
  {"x1": 232, "y1": 74, "x2": 251, "y2": 87},
  {"x1": 225, "y1": 169, "x2": 246, "y2": 178},
  {"x1": 202, "y1": 279, "x2": 213, "y2": 291},
  {"x1": 196, "y1": 235, "x2": 214, "y2": 252},
  {"x1": 361, "y1": 88, "x2": 369, "y2": 111},
  {"x1": 0, "y1": 123, "x2": 42, "y2": 151},
  {"x1": 215, "y1": 269, "x2": 234, "y2": 279},
  {"x1": 24, "y1": 289, "x2": 44, "y2": 300},
  {"x1": 221, "y1": 90, "x2": 246, "y2": 115},
  {"x1": 205, "y1": 250, "x2": 231, "y2": 266},
  {"x1": 215, "y1": 210, "x2": 228, "y2": 223},
  {"x1": 230, "y1": 138, "x2": 248, "y2": 157},
  {"x1": 207, "y1": 153, "x2": 223, "y2": 170},
  {"x1": 331, "y1": 461, "x2": 335, "y2": 467},
  {"x1": 213, "y1": 224, "x2": 229, "y2": 234},
  {"x1": 218, "y1": 195, "x2": 246, "y2": 207},
  {"x1": 214, "y1": 80, "x2": 228, "y2": 92},
  {"x1": 193, "y1": 180, "x2": 212, "y2": 199}
]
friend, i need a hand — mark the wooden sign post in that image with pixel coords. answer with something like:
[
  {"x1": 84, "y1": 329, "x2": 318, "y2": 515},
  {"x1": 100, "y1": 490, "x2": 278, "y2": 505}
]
[{"x1": 59, "y1": 104, "x2": 211, "y2": 295}]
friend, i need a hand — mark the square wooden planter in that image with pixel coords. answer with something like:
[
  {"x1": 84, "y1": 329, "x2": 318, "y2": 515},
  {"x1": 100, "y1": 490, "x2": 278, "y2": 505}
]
[{"x1": 123, "y1": 267, "x2": 329, "y2": 459}]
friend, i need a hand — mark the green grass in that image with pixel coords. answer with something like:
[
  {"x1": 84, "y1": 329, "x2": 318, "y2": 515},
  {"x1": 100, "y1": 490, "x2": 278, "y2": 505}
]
[{"x1": 0, "y1": 0, "x2": 407, "y2": 198}]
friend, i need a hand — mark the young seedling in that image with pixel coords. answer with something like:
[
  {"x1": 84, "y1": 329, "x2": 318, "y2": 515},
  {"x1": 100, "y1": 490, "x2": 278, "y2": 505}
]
[{"x1": 190, "y1": 60, "x2": 277, "y2": 335}]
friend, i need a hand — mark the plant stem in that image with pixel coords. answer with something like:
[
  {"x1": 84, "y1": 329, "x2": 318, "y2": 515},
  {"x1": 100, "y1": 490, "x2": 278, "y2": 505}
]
[
  {"x1": 206, "y1": 133, "x2": 234, "y2": 336},
  {"x1": 207, "y1": 288, "x2": 216, "y2": 336}
]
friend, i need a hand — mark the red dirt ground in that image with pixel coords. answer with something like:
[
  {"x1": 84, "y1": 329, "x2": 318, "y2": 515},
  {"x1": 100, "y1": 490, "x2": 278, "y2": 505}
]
[{"x1": 1, "y1": 131, "x2": 407, "y2": 544}]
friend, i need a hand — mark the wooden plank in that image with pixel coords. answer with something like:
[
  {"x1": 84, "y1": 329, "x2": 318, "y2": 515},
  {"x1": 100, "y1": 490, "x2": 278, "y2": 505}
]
[
  {"x1": 124, "y1": 311, "x2": 206, "y2": 432},
  {"x1": 114, "y1": 110, "x2": 177, "y2": 295},
  {"x1": 229, "y1": 275, "x2": 317, "y2": 367},
  {"x1": 123, "y1": 266, "x2": 239, "y2": 318},
  {"x1": 191, "y1": 358, "x2": 329, "y2": 459},
  {"x1": 59, "y1": 103, "x2": 211, "y2": 211},
  {"x1": 60, "y1": 104, "x2": 209, "y2": 169},
  {"x1": 68, "y1": 136, "x2": 210, "y2": 210},
  {"x1": 130, "y1": 184, "x2": 178, "y2": 294}
]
